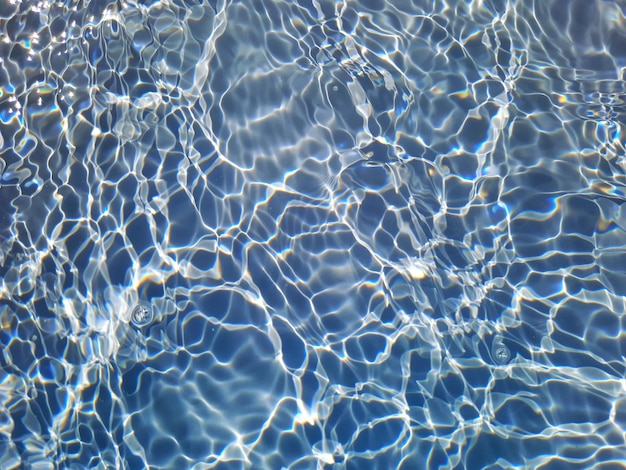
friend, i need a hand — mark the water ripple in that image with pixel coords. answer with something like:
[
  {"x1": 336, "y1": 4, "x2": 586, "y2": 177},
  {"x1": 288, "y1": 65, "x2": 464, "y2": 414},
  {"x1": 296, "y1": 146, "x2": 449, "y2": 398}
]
[{"x1": 0, "y1": 1, "x2": 625, "y2": 468}]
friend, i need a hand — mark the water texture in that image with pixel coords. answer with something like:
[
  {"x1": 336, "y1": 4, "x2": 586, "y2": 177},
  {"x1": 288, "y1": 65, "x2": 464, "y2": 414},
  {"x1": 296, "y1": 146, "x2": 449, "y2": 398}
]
[{"x1": 1, "y1": 0, "x2": 626, "y2": 468}]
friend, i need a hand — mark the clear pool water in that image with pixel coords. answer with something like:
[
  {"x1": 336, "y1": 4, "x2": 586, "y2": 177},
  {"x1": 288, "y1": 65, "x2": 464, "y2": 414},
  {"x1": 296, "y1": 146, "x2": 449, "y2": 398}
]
[{"x1": 1, "y1": 1, "x2": 626, "y2": 468}]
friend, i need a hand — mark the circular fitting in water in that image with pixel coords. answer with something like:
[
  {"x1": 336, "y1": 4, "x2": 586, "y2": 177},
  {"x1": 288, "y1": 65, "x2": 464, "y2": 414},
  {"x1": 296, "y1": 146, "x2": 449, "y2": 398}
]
[
  {"x1": 130, "y1": 304, "x2": 153, "y2": 328},
  {"x1": 491, "y1": 335, "x2": 511, "y2": 365}
]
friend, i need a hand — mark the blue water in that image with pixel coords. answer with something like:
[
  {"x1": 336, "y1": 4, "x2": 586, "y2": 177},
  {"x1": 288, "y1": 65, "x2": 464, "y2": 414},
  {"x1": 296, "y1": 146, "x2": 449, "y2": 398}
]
[{"x1": 1, "y1": 0, "x2": 626, "y2": 468}]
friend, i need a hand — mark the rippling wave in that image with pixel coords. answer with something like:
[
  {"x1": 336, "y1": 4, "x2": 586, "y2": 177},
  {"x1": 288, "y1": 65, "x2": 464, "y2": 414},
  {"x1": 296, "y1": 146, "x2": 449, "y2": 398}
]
[{"x1": 1, "y1": 1, "x2": 626, "y2": 468}]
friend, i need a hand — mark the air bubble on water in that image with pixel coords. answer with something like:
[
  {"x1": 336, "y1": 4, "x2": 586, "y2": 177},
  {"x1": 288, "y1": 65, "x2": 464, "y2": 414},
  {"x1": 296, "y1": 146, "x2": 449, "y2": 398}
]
[{"x1": 130, "y1": 304, "x2": 153, "y2": 328}]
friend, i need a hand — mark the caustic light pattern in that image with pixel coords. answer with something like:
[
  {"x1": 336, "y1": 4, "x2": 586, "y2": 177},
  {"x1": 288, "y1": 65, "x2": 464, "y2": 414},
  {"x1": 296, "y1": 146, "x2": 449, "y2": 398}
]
[{"x1": 1, "y1": 1, "x2": 626, "y2": 469}]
